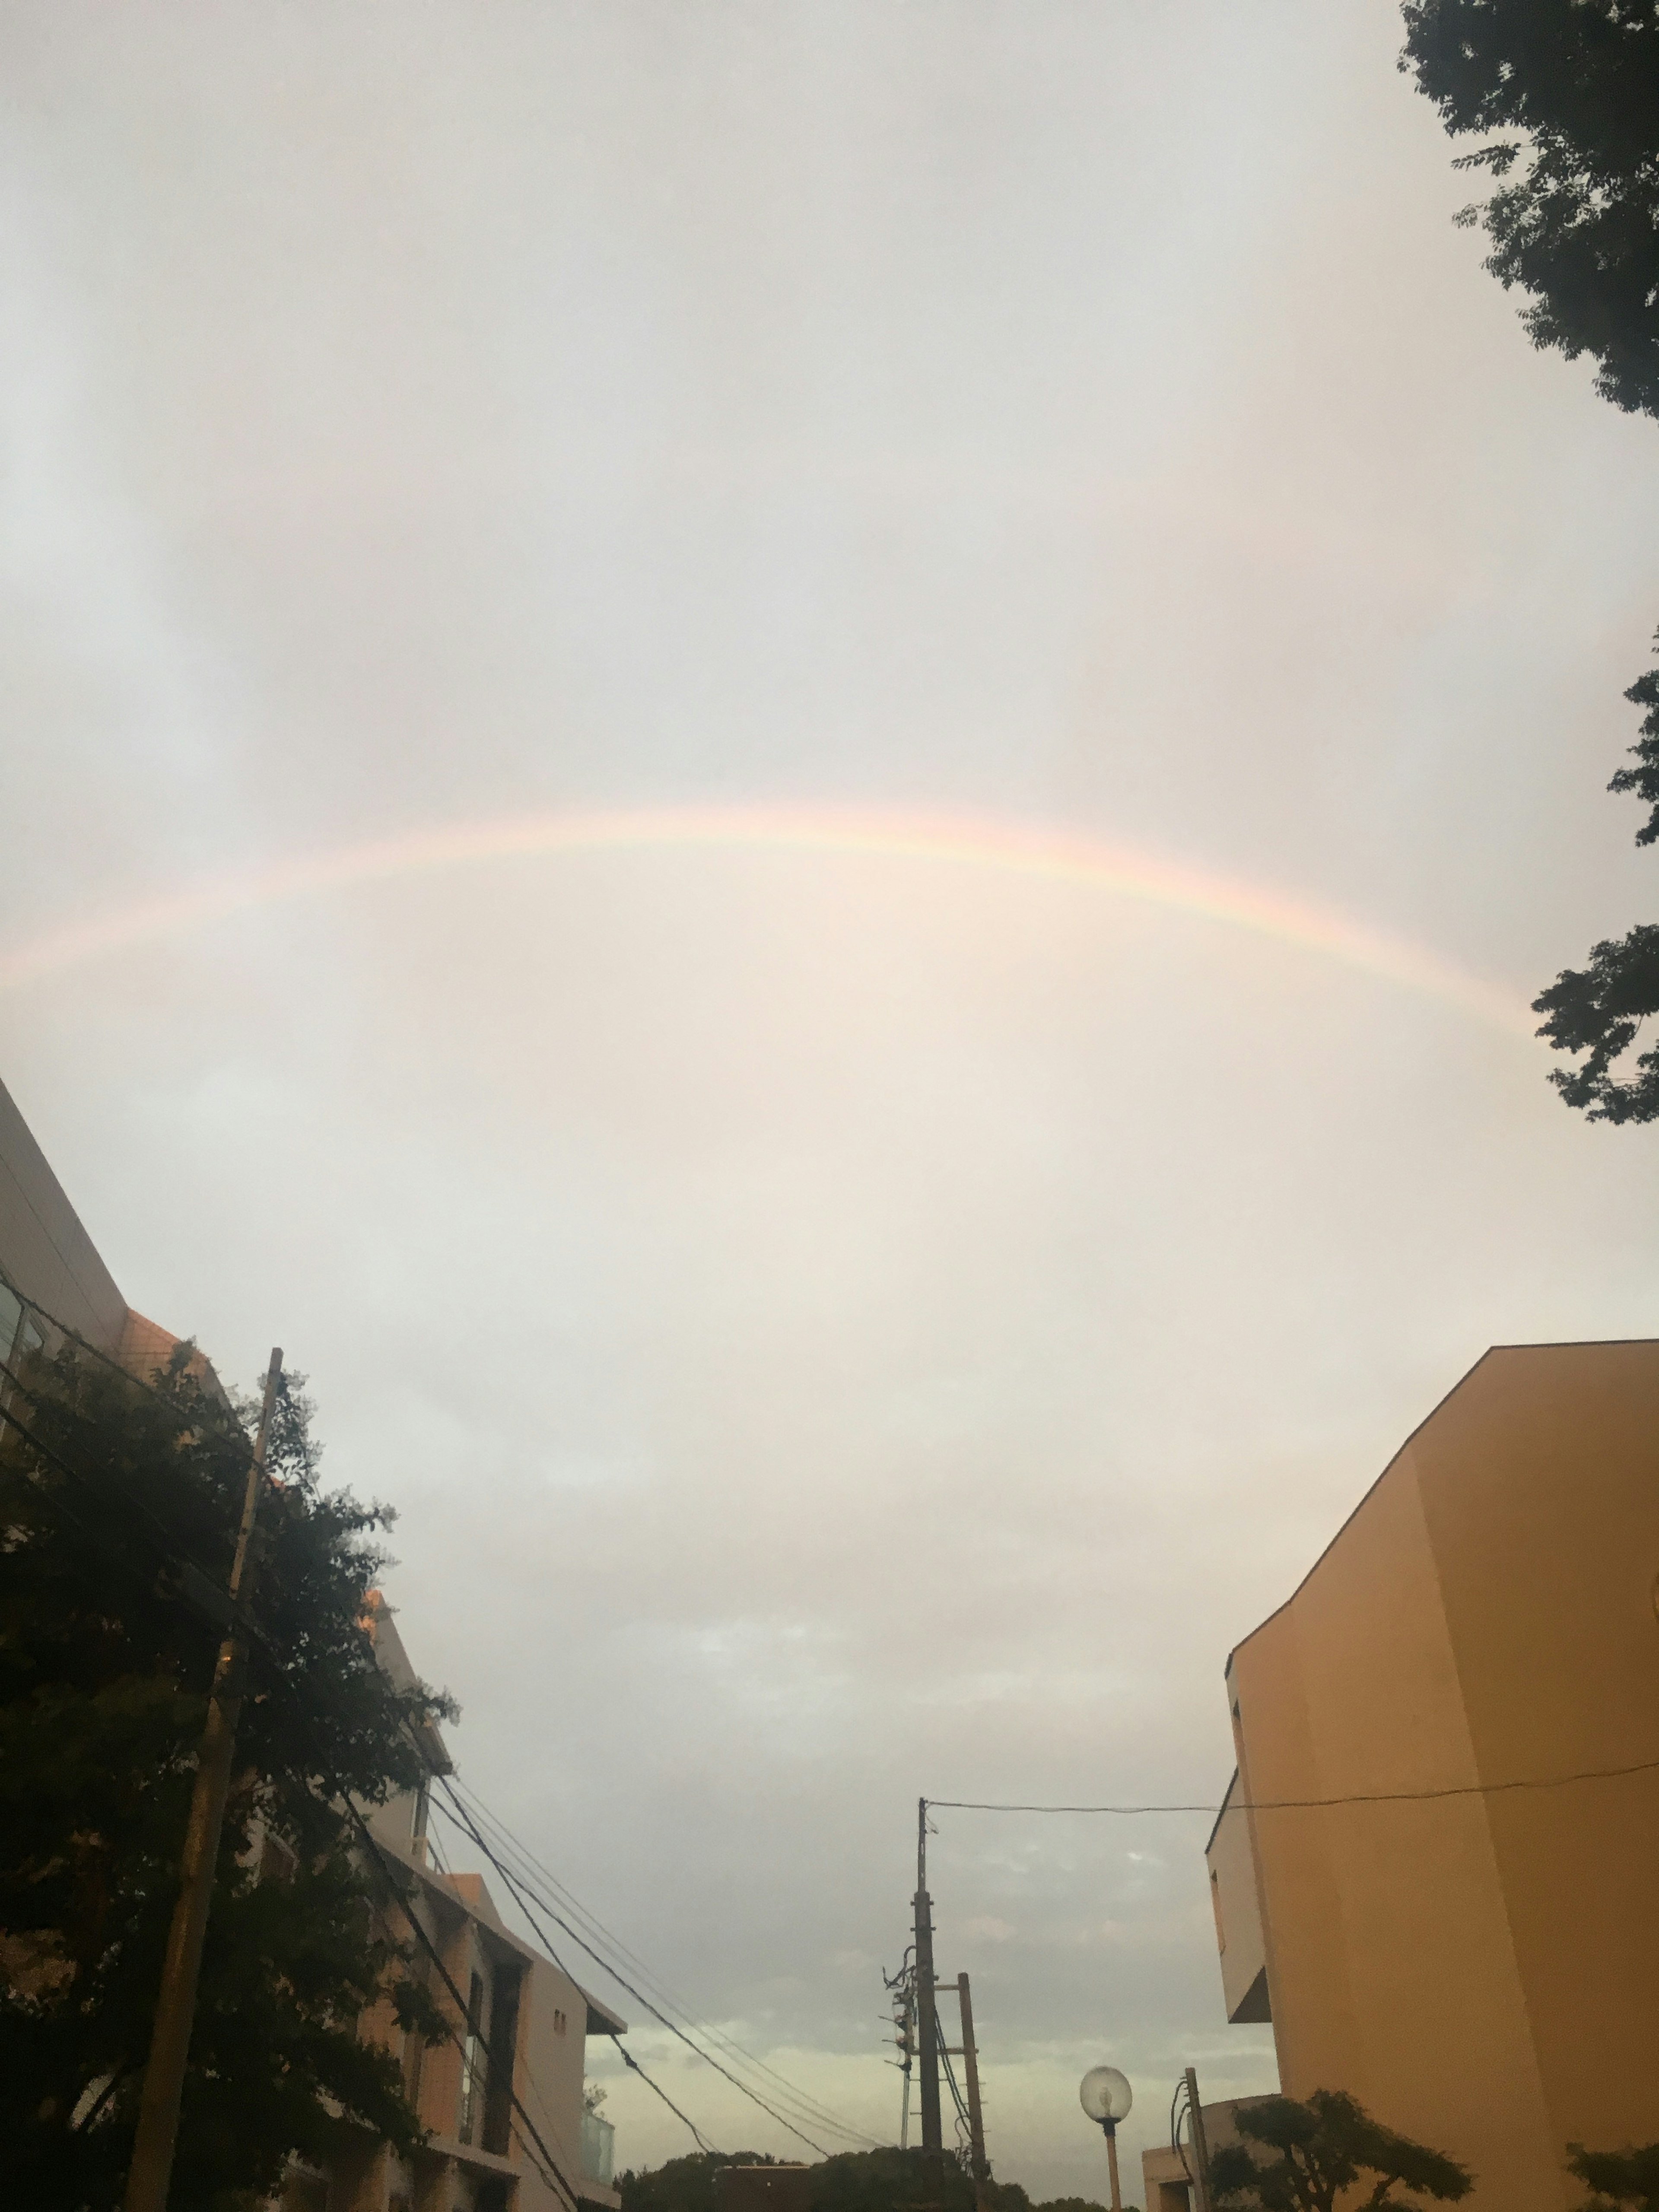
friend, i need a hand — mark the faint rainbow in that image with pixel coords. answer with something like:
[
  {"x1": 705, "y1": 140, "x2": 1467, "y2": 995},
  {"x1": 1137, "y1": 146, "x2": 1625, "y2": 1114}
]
[{"x1": 0, "y1": 803, "x2": 1532, "y2": 1036}]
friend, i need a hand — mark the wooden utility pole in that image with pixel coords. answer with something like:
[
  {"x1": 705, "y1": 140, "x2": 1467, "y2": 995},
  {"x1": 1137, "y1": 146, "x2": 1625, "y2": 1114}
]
[
  {"x1": 124, "y1": 1350, "x2": 283, "y2": 2212},
  {"x1": 955, "y1": 1972, "x2": 989, "y2": 2206},
  {"x1": 913, "y1": 1799, "x2": 943, "y2": 2158},
  {"x1": 1184, "y1": 2066, "x2": 1213, "y2": 2212}
]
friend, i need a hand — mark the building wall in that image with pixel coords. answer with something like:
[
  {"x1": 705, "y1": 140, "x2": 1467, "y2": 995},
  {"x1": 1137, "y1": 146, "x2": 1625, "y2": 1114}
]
[
  {"x1": 0, "y1": 1073, "x2": 623, "y2": 2212},
  {"x1": 0, "y1": 1071, "x2": 128, "y2": 1352},
  {"x1": 1141, "y1": 2099, "x2": 1273, "y2": 2212},
  {"x1": 1214, "y1": 1342, "x2": 1659, "y2": 2212},
  {"x1": 1205, "y1": 1778, "x2": 1268, "y2": 2025}
]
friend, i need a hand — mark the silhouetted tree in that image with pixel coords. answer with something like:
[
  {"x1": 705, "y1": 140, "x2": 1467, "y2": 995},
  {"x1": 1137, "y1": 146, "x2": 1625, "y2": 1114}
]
[
  {"x1": 1569, "y1": 2139, "x2": 1659, "y2": 2212},
  {"x1": 618, "y1": 2148, "x2": 1115, "y2": 2212},
  {"x1": 1209, "y1": 2089, "x2": 1471, "y2": 2212},
  {"x1": 1401, "y1": 4, "x2": 1659, "y2": 1117},
  {"x1": 1401, "y1": 1, "x2": 1659, "y2": 418},
  {"x1": 619, "y1": 2150, "x2": 777, "y2": 2212},
  {"x1": 0, "y1": 1335, "x2": 451, "y2": 2209},
  {"x1": 1530, "y1": 647, "x2": 1659, "y2": 1119}
]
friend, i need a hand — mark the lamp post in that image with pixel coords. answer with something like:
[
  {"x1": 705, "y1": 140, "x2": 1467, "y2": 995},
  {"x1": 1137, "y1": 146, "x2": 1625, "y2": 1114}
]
[{"x1": 1080, "y1": 2066, "x2": 1133, "y2": 2212}]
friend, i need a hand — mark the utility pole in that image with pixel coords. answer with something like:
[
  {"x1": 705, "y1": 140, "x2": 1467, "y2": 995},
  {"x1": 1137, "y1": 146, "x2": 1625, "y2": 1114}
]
[
  {"x1": 1184, "y1": 2066, "x2": 1213, "y2": 2212},
  {"x1": 124, "y1": 1350, "x2": 283, "y2": 2212},
  {"x1": 955, "y1": 1973, "x2": 989, "y2": 2208},
  {"x1": 913, "y1": 1798, "x2": 942, "y2": 2159}
]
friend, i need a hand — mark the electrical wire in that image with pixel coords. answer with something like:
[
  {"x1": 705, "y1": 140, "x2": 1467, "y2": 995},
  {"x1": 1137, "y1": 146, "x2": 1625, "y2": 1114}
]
[
  {"x1": 0, "y1": 1370, "x2": 583, "y2": 2202},
  {"x1": 330, "y1": 1789, "x2": 585, "y2": 2212},
  {"x1": 445, "y1": 1787, "x2": 885, "y2": 2150},
  {"x1": 445, "y1": 1776, "x2": 881, "y2": 2146},
  {"x1": 428, "y1": 1775, "x2": 844, "y2": 2158},
  {"x1": 21, "y1": 1275, "x2": 1655, "y2": 1829},
  {"x1": 417, "y1": 1778, "x2": 725, "y2": 2158},
  {"x1": 5, "y1": 1281, "x2": 878, "y2": 2159},
  {"x1": 443, "y1": 1777, "x2": 884, "y2": 2152},
  {"x1": 0, "y1": 1336, "x2": 707, "y2": 2198},
  {"x1": 273, "y1": 1613, "x2": 737, "y2": 2180},
  {"x1": 927, "y1": 1761, "x2": 1659, "y2": 1815},
  {"x1": 611, "y1": 2037, "x2": 723, "y2": 2158},
  {"x1": 439, "y1": 1777, "x2": 878, "y2": 2146}
]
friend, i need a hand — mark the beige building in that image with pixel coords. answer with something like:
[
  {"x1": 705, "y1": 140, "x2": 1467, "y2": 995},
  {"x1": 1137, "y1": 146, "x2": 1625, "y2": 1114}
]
[
  {"x1": 318, "y1": 1599, "x2": 629, "y2": 2212},
  {"x1": 1, "y1": 1072, "x2": 625, "y2": 2212},
  {"x1": 0, "y1": 1068, "x2": 179, "y2": 1377},
  {"x1": 1206, "y1": 1341, "x2": 1659, "y2": 2210},
  {"x1": 1140, "y1": 2099, "x2": 1268, "y2": 2212}
]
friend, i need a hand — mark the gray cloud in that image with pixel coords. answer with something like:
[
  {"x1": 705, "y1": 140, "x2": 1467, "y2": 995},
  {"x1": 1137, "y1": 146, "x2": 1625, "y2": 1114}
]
[{"x1": 3, "y1": 1, "x2": 1659, "y2": 2195}]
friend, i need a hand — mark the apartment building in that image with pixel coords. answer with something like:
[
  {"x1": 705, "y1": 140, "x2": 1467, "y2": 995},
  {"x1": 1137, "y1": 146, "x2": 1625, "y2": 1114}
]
[
  {"x1": 1205, "y1": 1341, "x2": 1659, "y2": 2211},
  {"x1": 1, "y1": 1071, "x2": 624, "y2": 2212},
  {"x1": 0, "y1": 1068, "x2": 175, "y2": 1376},
  {"x1": 327, "y1": 1600, "x2": 628, "y2": 2212},
  {"x1": 1139, "y1": 2099, "x2": 1268, "y2": 2212}
]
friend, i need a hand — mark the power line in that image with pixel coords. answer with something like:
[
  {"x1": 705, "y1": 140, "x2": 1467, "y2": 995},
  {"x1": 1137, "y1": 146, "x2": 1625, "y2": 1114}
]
[
  {"x1": 612, "y1": 2037, "x2": 723, "y2": 2158},
  {"x1": 927, "y1": 1759, "x2": 1659, "y2": 1817},
  {"x1": 0, "y1": 1330, "x2": 721, "y2": 2192},
  {"x1": 421, "y1": 1786, "x2": 725, "y2": 2158},
  {"x1": 452, "y1": 1779, "x2": 869, "y2": 2139},
  {"x1": 7, "y1": 1286, "x2": 879, "y2": 2157},
  {"x1": 8, "y1": 1290, "x2": 876, "y2": 2160},
  {"x1": 444, "y1": 1777, "x2": 883, "y2": 2152},
  {"x1": 428, "y1": 1777, "x2": 845, "y2": 2158},
  {"x1": 332, "y1": 1790, "x2": 585, "y2": 2212}
]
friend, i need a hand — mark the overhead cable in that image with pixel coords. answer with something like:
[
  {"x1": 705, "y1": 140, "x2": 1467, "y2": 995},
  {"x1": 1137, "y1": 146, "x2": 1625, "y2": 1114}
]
[
  {"x1": 429, "y1": 1775, "x2": 841, "y2": 2157},
  {"x1": 927, "y1": 1761, "x2": 1659, "y2": 1816},
  {"x1": 444, "y1": 1777, "x2": 882, "y2": 2151},
  {"x1": 417, "y1": 1780, "x2": 725, "y2": 2157}
]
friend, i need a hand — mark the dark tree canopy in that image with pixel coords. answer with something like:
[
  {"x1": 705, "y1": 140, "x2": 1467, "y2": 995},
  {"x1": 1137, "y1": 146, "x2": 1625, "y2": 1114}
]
[
  {"x1": 1401, "y1": 1, "x2": 1659, "y2": 418},
  {"x1": 0, "y1": 1334, "x2": 451, "y2": 2209},
  {"x1": 617, "y1": 2149, "x2": 1115, "y2": 2212},
  {"x1": 1569, "y1": 2140, "x2": 1659, "y2": 2212},
  {"x1": 1209, "y1": 2090, "x2": 1471, "y2": 2212},
  {"x1": 1398, "y1": 6, "x2": 1659, "y2": 1119},
  {"x1": 1531, "y1": 650, "x2": 1659, "y2": 1119}
]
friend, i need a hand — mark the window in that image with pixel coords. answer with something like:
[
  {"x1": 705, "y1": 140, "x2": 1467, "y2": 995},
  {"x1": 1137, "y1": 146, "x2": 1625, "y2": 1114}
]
[
  {"x1": 553, "y1": 2007, "x2": 567, "y2": 2036},
  {"x1": 1210, "y1": 1869, "x2": 1227, "y2": 1953},
  {"x1": 0, "y1": 1286, "x2": 42, "y2": 1411},
  {"x1": 458, "y1": 1971, "x2": 485, "y2": 2144}
]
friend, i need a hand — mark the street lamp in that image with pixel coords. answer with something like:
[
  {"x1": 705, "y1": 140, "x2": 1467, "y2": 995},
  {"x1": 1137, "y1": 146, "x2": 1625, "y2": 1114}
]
[{"x1": 1079, "y1": 2066, "x2": 1133, "y2": 2212}]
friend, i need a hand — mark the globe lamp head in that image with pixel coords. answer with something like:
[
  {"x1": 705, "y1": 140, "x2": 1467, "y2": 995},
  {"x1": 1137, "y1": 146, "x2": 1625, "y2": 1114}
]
[{"x1": 1079, "y1": 2066, "x2": 1133, "y2": 2129}]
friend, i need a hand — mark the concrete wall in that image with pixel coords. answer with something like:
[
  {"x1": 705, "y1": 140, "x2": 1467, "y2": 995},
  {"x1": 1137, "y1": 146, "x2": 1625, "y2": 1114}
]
[
  {"x1": 1204, "y1": 1777, "x2": 1268, "y2": 2025},
  {"x1": 1221, "y1": 1341, "x2": 1659, "y2": 2212},
  {"x1": 0, "y1": 1071, "x2": 127, "y2": 1351}
]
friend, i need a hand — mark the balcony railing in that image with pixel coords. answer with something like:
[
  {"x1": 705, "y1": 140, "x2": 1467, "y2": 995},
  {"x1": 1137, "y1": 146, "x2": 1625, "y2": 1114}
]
[{"x1": 580, "y1": 2111, "x2": 616, "y2": 2188}]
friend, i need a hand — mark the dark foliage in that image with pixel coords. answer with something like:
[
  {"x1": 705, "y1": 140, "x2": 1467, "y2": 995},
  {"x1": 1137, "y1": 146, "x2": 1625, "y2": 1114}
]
[
  {"x1": 1531, "y1": 645, "x2": 1659, "y2": 1118},
  {"x1": 0, "y1": 1335, "x2": 453, "y2": 2209},
  {"x1": 1569, "y1": 2140, "x2": 1659, "y2": 2212},
  {"x1": 1397, "y1": 6, "x2": 1659, "y2": 1119},
  {"x1": 1532, "y1": 919, "x2": 1659, "y2": 1119},
  {"x1": 1401, "y1": 1, "x2": 1659, "y2": 418},
  {"x1": 617, "y1": 2148, "x2": 1113, "y2": 2212},
  {"x1": 1209, "y1": 2089, "x2": 1471, "y2": 2212},
  {"x1": 619, "y1": 2151, "x2": 783, "y2": 2212},
  {"x1": 992, "y1": 2187, "x2": 1119, "y2": 2212}
]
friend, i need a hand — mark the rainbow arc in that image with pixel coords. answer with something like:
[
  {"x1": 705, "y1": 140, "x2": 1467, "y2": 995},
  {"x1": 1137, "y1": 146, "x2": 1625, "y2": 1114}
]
[{"x1": 0, "y1": 802, "x2": 1532, "y2": 1038}]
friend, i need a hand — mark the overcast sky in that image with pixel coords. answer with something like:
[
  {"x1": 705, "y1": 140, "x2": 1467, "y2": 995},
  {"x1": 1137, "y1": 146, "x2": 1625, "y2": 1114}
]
[{"x1": 4, "y1": 2, "x2": 1659, "y2": 2197}]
